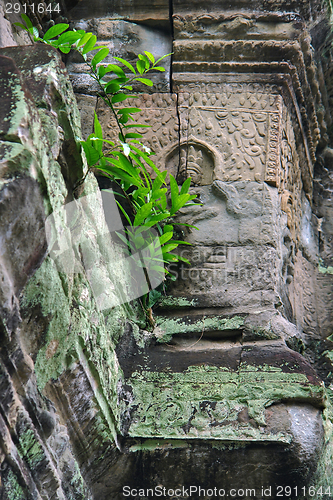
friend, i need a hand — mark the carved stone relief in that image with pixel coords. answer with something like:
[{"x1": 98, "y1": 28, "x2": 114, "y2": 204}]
[
  {"x1": 277, "y1": 106, "x2": 303, "y2": 245},
  {"x1": 178, "y1": 83, "x2": 283, "y2": 184},
  {"x1": 96, "y1": 93, "x2": 179, "y2": 175}
]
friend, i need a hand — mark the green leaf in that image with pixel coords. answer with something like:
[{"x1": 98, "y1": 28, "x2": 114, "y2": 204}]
[
  {"x1": 101, "y1": 139, "x2": 115, "y2": 147},
  {"x1": 105, "y1": 80, "x2": 120, "y2": 94},
  {"x1": 129, "y1": 145, "x2": 161, "y2": 179},
  {"x1": 91, "y1": 48, "x2": 109, "y2": 69},
  {"x1": 58, "y1": 45, "x2": 71, "y2": 54},
  {"x1": 152, "y1": 188, "x2": 167, "y2": 201},
  {"x1": 163, "y1": 224, "x2": 173, "y2": 234},
  {"x1": 43, "y1": 23, "x2": 69, "y2": 41},
  {"x1": 168, "y1": 239, "x2": 192, "y2": 245},
  {"x1": 153, "y1": 66, "x2": 166, "y2": 72},
  {"x1": 162, "y1": 243, "x2": 179, "y2": 253},
  {"x1": 111, "y1": 94, "x2": 129, "y2": 104},
  {"x1": 103, "y1": 64, "x2": 126, "y2": 78},
  {"x1": 136, "y1": 59, "x2": 146, "y2": 75},
  {"x1": 138, "y1": 53, "x2": 150, "y2": 69},
  {"x1": 100, "y1": 165, "x2": 141, "y2": 187},
  {"x1": 147, "y1": 289, "x2": 162, "y2": 308},
  {"x1": 172, "y1": 222, "x2": 199, "y2": 230},
  {"x1": 77, "y1": 32, "x2": 92, "y2": 47},
  {"x1": 113, "y1": 57, "x2": 136, "y2": 74},
  {"x1": 144, "y1": 51, "x2": 155, "y2": 64},
  {"x1": 21, "y1": 13, "x2": 33, "y2": 31},
  {"x1": 152, "y1": 171, "x2": 167, "y2": 191},
  {"x1": 14, "y1": 22, "x2": 29, "y2": 32},
  {"x1": 170, "y1": 194, "x2": 193, "y2": 215},
  {"x1": 94, "y1": 112, "x2": 103, "y2": 139},
  {"x1": 134, "y1": 202, "x2": 153, "y2": 226},
  {"x1": 117, "y1": 107, "x2": 141, "y2": 114},
  {"x1": 132, "y1": 186, "x2": 150, "y2": 202},
  {"x1": 57, "y1": 31, "x2": 82, "y2": 46},
  {"x1": 177, "y1": 255, "x2": 191, "y2": 265},
  {"x1": 115, "y1": 204, "x2": 133, "y2": 227},
  {"x1": 144, "y1": 213, "x2": 170, "y2": 227},
  {"x1": 115, "y1": 230, "x2": 131, "y2": 247},
  {"x1": 125, "y1": 133, "x2": 142, "y2": 139},
  {"x1": 129, "y1": 152, "x2": 149, "y2": 178},
  {"x1": 98, "y1": 65, "x2": 107, "y2": 78},
  {"x1": 82, "y1": 34, "x2": 97, "y2": 55},
  {"x1": 169, "y1": 174, "x2": 179, "y2": 208},
  {"x1": 180, "y1": 177, "x2": 191, "y2": 195},
  {"x1": 150, "y1": 265, "x2": 166, "y2": 274},
  {"x1": 159, "y1": 232, "x2": 173, "y2": 245},
  {"x1": 112, "y1": 152, "x2": 143, "y2": 181},
  {"x1": 155, "y1": 52, "x2": 173, "y2": 64},
  {"x1": 118, "y1": 114, "x2": 130, "y2": 124},
  {"x1": 81, "y1": 142, "x2": 100, "y2": 166},
  {"x1": 162, "y1": 252, "x2": 178, "y2": 262},
  {"x1": 134, "y1": 77, "x2": 153, "y2": 86}
]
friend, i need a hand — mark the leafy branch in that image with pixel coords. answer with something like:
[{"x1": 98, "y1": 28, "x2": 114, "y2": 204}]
[{"x1": 15, "y1": 14, "x2": 200, "y2": 322}]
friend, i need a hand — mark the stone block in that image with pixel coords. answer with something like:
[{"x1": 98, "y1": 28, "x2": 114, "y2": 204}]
[
  {"x1": 67, "y1": 0, "x2": 170, "y2": 26},
  {"x1": 67, "y1": 19, "x2": 172, "y2": 93},
  {"x1": 96, "y1": 93, "x2": 178, "y2": 173},
  {"x1": 75, "y1": 94, "x2": 97, "y2": 139}
]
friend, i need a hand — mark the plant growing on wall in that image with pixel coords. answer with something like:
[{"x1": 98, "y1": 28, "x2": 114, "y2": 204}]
[{"x1": 15, "y1": 14, "x2": 198, "y2": 322}]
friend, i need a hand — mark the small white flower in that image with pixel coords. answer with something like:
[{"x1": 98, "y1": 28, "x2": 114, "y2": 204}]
[
  {"x1": 142, "y1": 145, "x2": 151, "y2": 154},
  {"x1": 121, "y1": 143, "x2": 131, "y2": 157}
]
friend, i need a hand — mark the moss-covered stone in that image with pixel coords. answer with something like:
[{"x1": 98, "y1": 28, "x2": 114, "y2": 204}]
[
  {"x1": 17, "y1": 428, "x2": 45, "y2": 468},
  {"x1": 154, "y1": 314, "x2": 245, "y2": 343},
  {"x1": 2, "y1": 468, "x2": 26, "y2": 500},
  {"x1": 124, "y1": 363, "x2": 325, "y2": 440}
]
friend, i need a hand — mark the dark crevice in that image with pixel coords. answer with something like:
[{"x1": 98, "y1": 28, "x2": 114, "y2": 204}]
[
  {"x1": 176, "y1": 91, "x2": 182, "y2": 180},
  {"x1": 169, "y1": 0, "x2": 174, "y2": 93},
  {"x1": 0, "y1": 133, "x2": 22, "y2": 144}
]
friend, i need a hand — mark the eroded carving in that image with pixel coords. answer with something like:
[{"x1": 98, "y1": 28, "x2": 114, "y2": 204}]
[{"x1": 178, "y1": 84, "x2": 283, "y2": 184}]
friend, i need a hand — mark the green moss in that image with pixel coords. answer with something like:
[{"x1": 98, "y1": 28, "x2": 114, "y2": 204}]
[
  {"x1": 3, "y1": 468, "x2": 26, "y2": 500},
  {"x1": 0, "y1": 141, "x2": 34, "y2": 182},
  {"x1": 155, "y1": 315, "x2": 245, "y2": 343},
  {"x1": 318, "y1": 260, "x2": 333, "y2": 275},
  {"x1": 17, "y1": 429, "x2": 45, "y2": 468},
  {"x1": 244, "y1": 325, "x2": 280, "y2": 341},
  {"x1": 125, "y1": 364, "x2": 325, "y2": 441},
  {"x1": 129, "y1": 439, "x2": 190, "y2": 452},
  {"x1": 157, "y1": 296, "x2": 197, "y2": 309},
  {"x1": 312, "y1": 393, "x2": 333, "y2": 491},
  {"x1": 5, "y1": 80, "x2": 29, "y2": 138}
]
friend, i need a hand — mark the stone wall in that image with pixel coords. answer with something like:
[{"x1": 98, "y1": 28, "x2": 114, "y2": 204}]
[
  {"x1": 1, "y1": 0, "x2": 333, "y2": 499},
  {"x1": 0, "y1": 14, "x2": 145, "y2": 497}
]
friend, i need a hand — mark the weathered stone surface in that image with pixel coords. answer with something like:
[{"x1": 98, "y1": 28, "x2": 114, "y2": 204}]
[
  {"x1": 67, "y1": 19, "x2": 172, "y2": 93},
  {"x1": 0, "y1": 0, "x2": 31, "y2": 47},
  {"x1": 96, "y1": 93, "x2": 178, "y2": 172},
  {"x1": 1, "y1": 0, "x2": 333, "y2": 498},
  {"x1": 67, "y1": 0, "x2": 170, "y2": 26},
  {"x1": 0, "y1": 45, "x2": 137, "y2": 499},
  {"x1": 77, "y1": 1, "x2": 333, "y2": 493},
  {"x1": 75, "y1": 94, "x2": 97, "y2": 140},
  {"x1": 172, "y1": 0, "x2": 328, "y2": 22}
]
